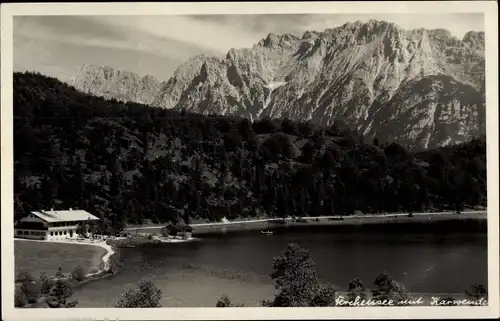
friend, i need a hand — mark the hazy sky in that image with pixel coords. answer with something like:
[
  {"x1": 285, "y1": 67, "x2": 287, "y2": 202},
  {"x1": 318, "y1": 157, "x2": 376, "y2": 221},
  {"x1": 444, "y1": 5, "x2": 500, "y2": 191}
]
[{"x1": 14, "y1": 13, "x2": 484, "y2": 82}]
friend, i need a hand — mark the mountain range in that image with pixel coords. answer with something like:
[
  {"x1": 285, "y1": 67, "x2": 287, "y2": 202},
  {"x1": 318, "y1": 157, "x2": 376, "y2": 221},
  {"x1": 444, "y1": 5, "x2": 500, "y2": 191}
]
[{"x1": 67, "y1": 20, "x2": 486, "y2": 150}]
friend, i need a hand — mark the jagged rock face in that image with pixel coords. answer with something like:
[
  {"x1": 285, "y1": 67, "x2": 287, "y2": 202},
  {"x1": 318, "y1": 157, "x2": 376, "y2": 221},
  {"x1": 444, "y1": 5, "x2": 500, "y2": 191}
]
[
  {"x1": 69, "y1": 20, "x2": 485, "y2": 150},
  {"x1": 68, "y1": 64, "x2": 162, "y2": 105}
]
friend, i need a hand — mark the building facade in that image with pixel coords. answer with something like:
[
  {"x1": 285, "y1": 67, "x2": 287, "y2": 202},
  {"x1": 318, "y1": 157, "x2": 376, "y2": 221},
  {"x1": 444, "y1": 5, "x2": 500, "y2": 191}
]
[{"x1": 14, "y1": 209, "x2": 100, "y2": 241}]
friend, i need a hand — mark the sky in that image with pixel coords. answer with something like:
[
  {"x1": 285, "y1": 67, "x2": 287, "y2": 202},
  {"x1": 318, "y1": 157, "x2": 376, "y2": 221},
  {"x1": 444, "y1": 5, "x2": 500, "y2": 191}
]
[{"x1": 13, "y1": 13, "x2": 485, "y2": 82}]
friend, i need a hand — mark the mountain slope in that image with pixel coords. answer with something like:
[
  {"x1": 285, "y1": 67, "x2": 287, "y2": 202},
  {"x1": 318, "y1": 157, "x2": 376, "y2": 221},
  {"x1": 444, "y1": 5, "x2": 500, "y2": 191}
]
[
  {"x1": 68, "y1": 20, "x2": 485, "y2": 150},
  {"x1": 14, "y1": 72, "x2": 487, "y2": 230}
]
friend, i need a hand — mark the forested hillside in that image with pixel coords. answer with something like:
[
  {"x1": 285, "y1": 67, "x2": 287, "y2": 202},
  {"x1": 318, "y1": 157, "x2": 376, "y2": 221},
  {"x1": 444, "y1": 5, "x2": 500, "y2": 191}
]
[{"x1": 13, "y1": 72, "x2": 487, "y2": 234}]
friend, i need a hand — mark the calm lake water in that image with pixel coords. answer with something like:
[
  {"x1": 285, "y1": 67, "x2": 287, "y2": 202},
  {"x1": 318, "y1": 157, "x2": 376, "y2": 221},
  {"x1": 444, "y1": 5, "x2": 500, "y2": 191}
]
[{"x1": 73, "y1": 220, "x2": 488, "y2": 307}]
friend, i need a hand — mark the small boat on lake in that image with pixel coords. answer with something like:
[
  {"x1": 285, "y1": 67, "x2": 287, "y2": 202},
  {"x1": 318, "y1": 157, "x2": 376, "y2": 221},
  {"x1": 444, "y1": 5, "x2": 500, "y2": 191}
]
[{"x1": 260, "y1": 230, "x2": 274, "y2": 235}]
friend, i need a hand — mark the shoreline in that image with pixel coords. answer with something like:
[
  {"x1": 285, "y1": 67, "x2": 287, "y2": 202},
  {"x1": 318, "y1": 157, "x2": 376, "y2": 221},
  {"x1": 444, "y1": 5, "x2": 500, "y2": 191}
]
[{"x1": 125, "y1": 211, "x2": 487, "y2": 236}]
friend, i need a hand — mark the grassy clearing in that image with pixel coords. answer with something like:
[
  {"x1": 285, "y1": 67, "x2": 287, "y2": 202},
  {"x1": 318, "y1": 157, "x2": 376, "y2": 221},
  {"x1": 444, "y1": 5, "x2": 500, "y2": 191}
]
[{"x1": 15, "y1": 240, "x2": 106, "y2": 279}]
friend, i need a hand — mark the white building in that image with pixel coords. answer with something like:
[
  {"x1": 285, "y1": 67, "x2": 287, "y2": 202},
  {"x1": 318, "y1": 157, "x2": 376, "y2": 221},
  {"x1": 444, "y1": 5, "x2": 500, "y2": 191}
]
[{"x1": 14, "y1": 209, "x2": 100, "y2": 241}]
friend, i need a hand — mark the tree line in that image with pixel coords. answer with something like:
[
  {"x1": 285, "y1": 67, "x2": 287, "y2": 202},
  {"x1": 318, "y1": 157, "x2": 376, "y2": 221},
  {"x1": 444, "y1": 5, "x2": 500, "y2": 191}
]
[{"x1": 13, "y1": 72, "x2": 487, "y2": 234}]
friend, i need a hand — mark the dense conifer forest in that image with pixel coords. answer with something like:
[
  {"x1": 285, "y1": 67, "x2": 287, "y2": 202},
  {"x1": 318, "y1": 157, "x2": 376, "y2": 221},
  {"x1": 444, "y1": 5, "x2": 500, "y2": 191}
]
[{"x1": 13, "y1": 72, "x2": 487, "y2": 234}]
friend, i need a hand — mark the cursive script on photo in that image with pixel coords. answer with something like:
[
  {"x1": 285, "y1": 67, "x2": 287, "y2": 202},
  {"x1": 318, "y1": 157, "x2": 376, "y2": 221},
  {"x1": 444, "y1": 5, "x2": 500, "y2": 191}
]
[
  {"x1": 335, "y1": 295, "x2": 424, "y2": 307},
  {"x1": 431, "y1": 297, "x2": 488, "y2": 306}
]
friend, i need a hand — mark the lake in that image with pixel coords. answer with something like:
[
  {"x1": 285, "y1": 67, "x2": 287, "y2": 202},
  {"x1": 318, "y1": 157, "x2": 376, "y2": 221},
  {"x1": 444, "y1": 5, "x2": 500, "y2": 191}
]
[{"x1": 72, "y1": 220, "x2": 488, "y2": 307}]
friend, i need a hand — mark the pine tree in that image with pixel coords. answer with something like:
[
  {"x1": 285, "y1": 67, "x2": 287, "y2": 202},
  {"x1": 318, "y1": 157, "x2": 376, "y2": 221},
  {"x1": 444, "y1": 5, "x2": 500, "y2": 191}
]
[{"x1": 46, "y1": 279, "x2": 78, "y2": 308}]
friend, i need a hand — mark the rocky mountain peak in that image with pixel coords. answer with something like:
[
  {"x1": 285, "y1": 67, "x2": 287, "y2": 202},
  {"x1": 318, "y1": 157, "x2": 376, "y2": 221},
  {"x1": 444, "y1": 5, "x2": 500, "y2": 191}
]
[
  {"x1": 68, "y1": 64, "x2": 163, "y2": 105},
  {"x1": 68, "y1": 20, "x2": 485, "y2": 150},
  {"x1": 257, "y1": 32, "x2": 301, "y2": 49},
  {"x1": 428, "y1": 28, "x2": 453, "y2": 39},
  {"x1": 462, "y1": 30, "x2": 485, "y2": 49},
  {"x1": 302, "y1": 30, "x2": 320, "y2": 39}
]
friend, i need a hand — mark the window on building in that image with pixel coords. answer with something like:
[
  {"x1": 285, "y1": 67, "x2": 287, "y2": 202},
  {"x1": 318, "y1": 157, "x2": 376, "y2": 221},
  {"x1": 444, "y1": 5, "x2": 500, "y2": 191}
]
[{"x1": 50, "y1": 232, "x2": 54, "y2": 236}]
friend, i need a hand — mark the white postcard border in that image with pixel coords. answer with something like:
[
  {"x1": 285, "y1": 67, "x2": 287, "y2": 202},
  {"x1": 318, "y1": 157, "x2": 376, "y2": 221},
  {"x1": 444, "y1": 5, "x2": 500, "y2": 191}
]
[{"x1": 1, "y1": 1, "x2": 498, "y2": 320}]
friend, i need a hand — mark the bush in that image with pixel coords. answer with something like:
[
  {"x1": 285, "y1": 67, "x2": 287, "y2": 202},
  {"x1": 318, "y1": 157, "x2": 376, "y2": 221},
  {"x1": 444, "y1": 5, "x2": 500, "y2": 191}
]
[
  {"x1": 216, "y1": 294, "x2": 244, "y2": 307},
  {"x1": 54, "y1": 267, "x2": 64, "y2": 278},
  {"x1": 347, "y1": 277, "x2": 369, "y2": 301},
  {"x1": 20, "y1": 279, "x2": 38, "y2": 303},
  {"x1": 216, "y1": 294, "x2": 232, "y2": 307},
  {"x1": 39, "y1": 273, "x2": 54, "y2": 294},
  {"x1": 115, "y1": 279, "x2": 163, "y2": 308},
  {"x1": 47, "y1": 279, "x2": 78, "y2": 308},
  {"x1": 265, "y1": 243, "x2": 336, "y2": 307},
  {"x1": 16, "y1": 270, "x2": 33, "y2": 283},
  {"x1": 371, "y1": 272, "x2": 409, "y2": 302},
  {"x1": 50, "y1": 279, "x2": 73, "y2": 300},
  {"x1": 71, "y1": 265, "x2": 86, "y2": 282},
  {"x1": 15, "y1": 289, "x2": 27, "y2": 307},
  {"x1": 17, "y1": 271, "x2": 38, "y2": 303}
]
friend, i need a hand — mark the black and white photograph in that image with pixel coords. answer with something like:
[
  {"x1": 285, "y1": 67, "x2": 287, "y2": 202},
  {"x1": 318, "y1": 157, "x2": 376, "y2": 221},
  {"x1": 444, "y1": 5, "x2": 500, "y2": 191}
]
[{"x1": 1, "y1": 1, "x2": 498, "y2": 320}]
